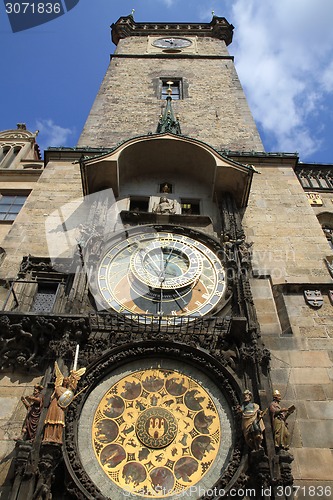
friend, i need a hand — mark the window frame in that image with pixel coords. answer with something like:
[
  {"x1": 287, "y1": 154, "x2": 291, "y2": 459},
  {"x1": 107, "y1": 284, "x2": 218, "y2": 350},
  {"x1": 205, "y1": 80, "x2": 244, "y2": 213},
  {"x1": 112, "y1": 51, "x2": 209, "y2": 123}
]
[
  {"x1": 129, "y1": 196, "x2": 150, "y2": 213},
  {"x1": 180, "y1": 198, "x2": 201, "y2": 215},
  {"x1": 0, "y1": 190, "x2": 30, "y2": 223},
  {"x1": 160, "y1": 78, "x2": 182, "y2": 100},
  {"x1": 31, "y1": 281, "x2": 60, "y2": 313}
]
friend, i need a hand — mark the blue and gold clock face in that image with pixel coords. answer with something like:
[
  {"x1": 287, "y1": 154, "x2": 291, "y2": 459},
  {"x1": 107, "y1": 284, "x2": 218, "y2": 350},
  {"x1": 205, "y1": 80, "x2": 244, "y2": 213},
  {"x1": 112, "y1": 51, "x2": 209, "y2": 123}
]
[
  {"x1": 78, "y1": 360, "x2": 234, "y2": 500},
  {"x1": 97, "y1": 229, "x2": 226, "y2": 321},
  {"x1": 92, "y1": 369, "x2": 220, "y2": 497}
]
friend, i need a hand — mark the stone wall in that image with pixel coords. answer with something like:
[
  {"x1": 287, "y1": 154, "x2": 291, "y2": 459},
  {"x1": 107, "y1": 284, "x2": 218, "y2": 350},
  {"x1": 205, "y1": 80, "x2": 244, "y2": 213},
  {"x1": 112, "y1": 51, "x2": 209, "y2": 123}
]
[
  {"x1": 78, "y1": 36, "x2": 263, "y2": 152},
  {"x1": 243, "y1": 161, "x2": 330, "y2": 283},
  {"x1": 245, "y1": 160, "x2": 333, "y2": 494},
  {"x1": 0, "y1": 374, "x2": 44, "y2": 496},
  {"x1": 0, "y1": 162, "x2": 82, "y2": 282}
]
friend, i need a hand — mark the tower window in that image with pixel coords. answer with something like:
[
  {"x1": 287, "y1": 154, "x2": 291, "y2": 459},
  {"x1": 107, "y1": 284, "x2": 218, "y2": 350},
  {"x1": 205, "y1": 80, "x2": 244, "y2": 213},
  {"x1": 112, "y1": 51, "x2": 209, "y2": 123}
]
[
  {"x1": 31, "y1": 282, "x2": 59, "y2": 313},
  {"x1": 181, "y1": 199, "x2": 200, "y2": 215},
  {"x1": 161, "y1": 79, "x2": 181, "y2": 100},
  {"x1": 0, "y1": 146, "x2": 11, "y2": 163},
  {"x1": 0, "y1": 145, "x2": 22, "y2": 169},
  {"x1": 322, "y1": 226, "x2": 333, "y2": 250},
  {"x1": 129, "y1": 197, "x2": 149, "y2": 212},
  {"x1": 0, "y1": 194, "x2": 28, "y2": 221}
]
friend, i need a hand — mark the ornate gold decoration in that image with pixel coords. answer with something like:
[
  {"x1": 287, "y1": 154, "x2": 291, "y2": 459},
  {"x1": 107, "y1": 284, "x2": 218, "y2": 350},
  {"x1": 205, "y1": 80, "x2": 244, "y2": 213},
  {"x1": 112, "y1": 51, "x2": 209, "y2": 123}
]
[
  {"x1": 136, "y1": 408, "x2": 178, "y2": 448},
  {"x1": 92, "y1": 369, "x2": 220, "y2": 497},
  {"x1": 306, "y1": 192, "x2": 323, "y2": 206},
  {"x1": 97, "y1": 230, "x2": 226, "y2": 322}
]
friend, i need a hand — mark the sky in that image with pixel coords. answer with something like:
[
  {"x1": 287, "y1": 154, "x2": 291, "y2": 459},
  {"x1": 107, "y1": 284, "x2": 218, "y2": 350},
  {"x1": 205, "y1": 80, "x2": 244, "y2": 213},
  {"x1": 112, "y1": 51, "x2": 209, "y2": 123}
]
[{"x1": 1, "y1": 0, "x2": 333, "y2": 163}]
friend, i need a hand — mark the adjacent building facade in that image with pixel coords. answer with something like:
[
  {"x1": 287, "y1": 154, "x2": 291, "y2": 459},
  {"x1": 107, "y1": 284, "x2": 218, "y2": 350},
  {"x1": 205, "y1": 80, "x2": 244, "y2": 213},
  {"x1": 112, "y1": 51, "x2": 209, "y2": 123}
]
[{"x1": 0, "y1": 13, "x2": 333, "y2": 500}]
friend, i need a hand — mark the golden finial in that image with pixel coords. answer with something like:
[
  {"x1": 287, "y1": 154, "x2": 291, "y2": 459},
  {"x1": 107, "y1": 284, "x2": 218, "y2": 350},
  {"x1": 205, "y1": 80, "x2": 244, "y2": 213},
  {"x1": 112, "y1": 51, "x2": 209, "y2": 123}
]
[{"x1": 166, "y1": 81, "x2": 174, "y2": 96}]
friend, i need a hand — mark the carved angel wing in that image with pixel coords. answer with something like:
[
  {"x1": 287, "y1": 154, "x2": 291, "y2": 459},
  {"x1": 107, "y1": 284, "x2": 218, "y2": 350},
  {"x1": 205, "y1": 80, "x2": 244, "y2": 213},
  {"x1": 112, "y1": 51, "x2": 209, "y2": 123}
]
[
  {"x1": 71, "y1": 367, "x2": 86, "y2": 381},
  {"x1": 54, "y1": 361, "x2": 64, "y2": 388}
]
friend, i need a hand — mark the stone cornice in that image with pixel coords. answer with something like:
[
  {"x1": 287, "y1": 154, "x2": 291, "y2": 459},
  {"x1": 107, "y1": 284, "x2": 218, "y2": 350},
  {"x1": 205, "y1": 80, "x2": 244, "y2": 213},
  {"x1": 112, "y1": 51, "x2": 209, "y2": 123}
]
[{"x1": 111, "y1": 15, "x2": 234, "y2": 46}]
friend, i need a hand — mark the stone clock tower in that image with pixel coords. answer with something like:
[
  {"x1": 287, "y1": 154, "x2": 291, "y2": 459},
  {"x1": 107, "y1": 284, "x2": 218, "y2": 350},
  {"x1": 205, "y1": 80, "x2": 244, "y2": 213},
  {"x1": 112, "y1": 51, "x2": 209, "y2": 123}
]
[{"x1": 1, "y1": 13, "x2": 333, "y2": 500}]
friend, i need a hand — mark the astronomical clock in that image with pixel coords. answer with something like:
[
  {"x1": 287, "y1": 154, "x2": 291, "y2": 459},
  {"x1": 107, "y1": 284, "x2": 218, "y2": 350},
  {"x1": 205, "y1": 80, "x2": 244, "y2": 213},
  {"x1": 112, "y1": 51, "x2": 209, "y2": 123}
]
[
  {"x1": 60, "y1": 216, "x2": 255, "y2": 500},
  {"x1": 9, "y1": 14, "x2": 293, "y2": 500},
  {"x1": 94, "y1": 226, "x2": 227, "y2": 321},
  {"x1": 62, "y1": 225, "x2": 242, "y2": 497}
]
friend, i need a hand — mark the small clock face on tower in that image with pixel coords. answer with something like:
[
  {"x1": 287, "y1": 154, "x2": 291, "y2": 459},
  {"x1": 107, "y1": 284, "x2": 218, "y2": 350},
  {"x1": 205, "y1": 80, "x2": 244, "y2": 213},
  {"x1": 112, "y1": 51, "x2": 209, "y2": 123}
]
[
  {"x1": 152, "y1": 37, "x2": 192, "y2": 49},
  {"x1": 96, "y1": 228, "x2": 226, "y2": 322}
]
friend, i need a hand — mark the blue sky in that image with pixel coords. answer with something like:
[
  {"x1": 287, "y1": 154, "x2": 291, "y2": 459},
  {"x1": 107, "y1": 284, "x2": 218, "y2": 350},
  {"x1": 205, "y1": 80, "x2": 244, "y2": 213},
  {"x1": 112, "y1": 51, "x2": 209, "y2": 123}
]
[{"x1": 1, "y1": 0, "x2": 333, "y2": 163}]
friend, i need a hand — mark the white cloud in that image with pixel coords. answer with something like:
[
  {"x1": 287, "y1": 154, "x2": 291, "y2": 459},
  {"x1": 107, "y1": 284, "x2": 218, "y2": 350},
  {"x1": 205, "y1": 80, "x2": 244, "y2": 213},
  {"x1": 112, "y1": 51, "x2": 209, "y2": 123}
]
[
  {"x1": 230, "y1": 0, "x2": 333, "y2": 158},
  {"x1": 35, "y1": 119, "x2": 74, "y2": 153},
  {"x1": 321, "y1": 60, "x2": 333, "y2": 93}
]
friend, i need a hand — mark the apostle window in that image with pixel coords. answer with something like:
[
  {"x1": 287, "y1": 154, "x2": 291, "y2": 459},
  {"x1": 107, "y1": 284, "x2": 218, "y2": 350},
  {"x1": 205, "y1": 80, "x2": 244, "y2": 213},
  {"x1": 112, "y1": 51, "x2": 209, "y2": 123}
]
[
  {"x1": 181, "y1": 199, "x2": 200, "y2": 215},
  {"x1": 129, "y1": 197, "x2": 149, "y2": 212}
]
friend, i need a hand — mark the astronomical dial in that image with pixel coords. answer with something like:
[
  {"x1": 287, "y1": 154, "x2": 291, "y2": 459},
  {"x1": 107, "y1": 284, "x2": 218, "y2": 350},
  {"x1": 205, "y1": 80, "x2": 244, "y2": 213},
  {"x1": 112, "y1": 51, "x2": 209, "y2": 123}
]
[
  {"x1": 78, "y1": 360, "x2": 234, "y2": 500},
  {"x1": 131, "y1": 238, "x2": 203, "y2": 289},
  {"x1": 97, "y1": 228, "x2": 226, "y2": 322},
  {"x1": 92, "y1": 368, "x2": 221, "y2": 497},
  {"x1": 152, "y1": 37, "x2": 192, "y2": 49}
]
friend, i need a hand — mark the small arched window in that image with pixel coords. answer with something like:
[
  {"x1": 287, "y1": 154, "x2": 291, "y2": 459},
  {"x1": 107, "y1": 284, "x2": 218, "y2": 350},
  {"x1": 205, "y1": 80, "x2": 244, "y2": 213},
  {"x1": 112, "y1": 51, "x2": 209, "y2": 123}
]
[
  {"x1": 0, "y1": 145, "x2": 22, "y2": 169},
  {"x1": 317, "y1": 213, "x2": 333, "y2": 251}
]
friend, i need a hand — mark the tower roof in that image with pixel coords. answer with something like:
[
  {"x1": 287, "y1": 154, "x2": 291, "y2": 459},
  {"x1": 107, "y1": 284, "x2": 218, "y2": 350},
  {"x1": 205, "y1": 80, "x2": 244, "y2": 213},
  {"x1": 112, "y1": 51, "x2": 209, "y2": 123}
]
[{"x1": 111, "y1": 15, "x2": 234, "y2": 46}]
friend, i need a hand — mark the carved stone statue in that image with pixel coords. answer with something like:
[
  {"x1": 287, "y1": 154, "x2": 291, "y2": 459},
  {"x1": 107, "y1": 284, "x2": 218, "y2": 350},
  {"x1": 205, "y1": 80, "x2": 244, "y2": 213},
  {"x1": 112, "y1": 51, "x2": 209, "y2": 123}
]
[
  {"x1": 21, "y1": 384, "x2": 44, "y2": 441},
  {"x1": 269, "y1": 390, "x2": 295, "y2": 450},
  {"x1": 237, "y1": 389, "x2": 265, "y2": 450},
  {"x1": 223, "y1": 234, "x2": 253, "y2": 266},
  {"x1": 152, "y1": 197, "x2": 176, "y2": 215},
  {"x1": 43, "y1": 362, "x2": 86, "y2": 444}
]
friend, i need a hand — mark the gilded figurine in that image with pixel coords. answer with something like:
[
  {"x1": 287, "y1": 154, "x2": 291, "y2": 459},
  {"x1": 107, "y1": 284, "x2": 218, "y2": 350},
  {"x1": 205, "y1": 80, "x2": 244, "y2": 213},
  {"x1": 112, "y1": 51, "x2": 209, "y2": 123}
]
[
  {"x1": 21, "y1": 384, "x2": 44, "y2": 441},
  {"x1": 161, "y1": 183, "x2": 171, "y2": 193},
  {"x1": 237, "y1": 389, "x2": 265, "y2": 450},
  {"x1": 43, "y1": 362, "x2": 86, "y2": 444},
  {"x1": 269, "y1": 390, "x2": 295, "y2": 450}
]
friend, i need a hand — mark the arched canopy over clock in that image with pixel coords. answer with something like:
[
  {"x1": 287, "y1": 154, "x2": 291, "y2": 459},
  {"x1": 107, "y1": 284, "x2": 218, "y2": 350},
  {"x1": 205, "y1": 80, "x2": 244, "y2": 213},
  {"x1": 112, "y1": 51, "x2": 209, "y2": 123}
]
[{"x1": 80, "y1": 134, "x2": 256, "y2": 208}]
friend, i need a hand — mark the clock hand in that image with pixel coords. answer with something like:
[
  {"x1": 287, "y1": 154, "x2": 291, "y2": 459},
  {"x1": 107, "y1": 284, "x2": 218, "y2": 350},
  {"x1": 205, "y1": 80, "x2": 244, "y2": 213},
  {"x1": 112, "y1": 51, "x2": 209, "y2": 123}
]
[
  {"x1": 146, "y1": 253, "x2": 163, "y2": 276},
  {"x1": 172, "y1": 287, "x2": 188, "y2": 310},
  {"x1": 158, "y1": 286, "x2": 164, "y2": 315},
  {"x1": 162, "y1": 248, "x2": 175, "y2": 278}
]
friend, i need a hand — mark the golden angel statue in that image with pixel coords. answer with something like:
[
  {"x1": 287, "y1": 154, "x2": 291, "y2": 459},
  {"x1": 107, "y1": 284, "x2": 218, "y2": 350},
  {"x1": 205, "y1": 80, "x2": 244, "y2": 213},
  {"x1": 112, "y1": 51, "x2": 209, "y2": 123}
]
[{"x1": 43, "y1": 361, "x2": 86, "y2": 444}]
